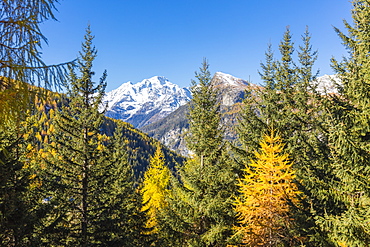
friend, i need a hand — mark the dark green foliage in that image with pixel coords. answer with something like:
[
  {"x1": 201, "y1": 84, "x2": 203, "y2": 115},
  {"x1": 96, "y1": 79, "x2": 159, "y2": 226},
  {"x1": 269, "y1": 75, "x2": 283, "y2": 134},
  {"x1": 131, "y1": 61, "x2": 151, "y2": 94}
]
[
  {"x1": 320, "y1": 1, "x2": 370, "y2": 245},
  {"x1": 164, "y1": 59, "x2": 239, "y2": 246},
  {"x1": 92, "y1": 125, "x2": 149, "y2": 246},
  {"x1": 0, "y1": 129, "x2": 30, "y2": 246},
  {"x1": 41, "y1": 27, "x2": 105, "y2": 245},
  {"x1": 170, "y1": 152, "x2": 238, "y2": 247},
  {"x1": 0, "y1": 125, "x2": 49, "y2": 246},
  {"x1": 185, "y1": 59, "x2": 222, "y2": 157}
]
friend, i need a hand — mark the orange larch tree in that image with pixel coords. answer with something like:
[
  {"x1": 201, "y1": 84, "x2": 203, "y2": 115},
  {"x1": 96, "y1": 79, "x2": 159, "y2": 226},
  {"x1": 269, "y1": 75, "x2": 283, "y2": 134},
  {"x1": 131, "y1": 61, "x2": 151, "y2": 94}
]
[{"x1": 234, "y1": 130, "x2": 301, "y2": 246}]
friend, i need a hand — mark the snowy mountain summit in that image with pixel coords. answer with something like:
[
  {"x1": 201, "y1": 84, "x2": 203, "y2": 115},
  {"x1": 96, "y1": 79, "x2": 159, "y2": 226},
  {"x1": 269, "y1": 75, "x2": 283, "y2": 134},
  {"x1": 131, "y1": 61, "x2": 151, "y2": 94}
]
[
  {"x1": 103, "y1": 76, "x2": 191, "y2": 128},
  {"x1": 212, "y1": 71, "x2": 249, "y2": 88}
]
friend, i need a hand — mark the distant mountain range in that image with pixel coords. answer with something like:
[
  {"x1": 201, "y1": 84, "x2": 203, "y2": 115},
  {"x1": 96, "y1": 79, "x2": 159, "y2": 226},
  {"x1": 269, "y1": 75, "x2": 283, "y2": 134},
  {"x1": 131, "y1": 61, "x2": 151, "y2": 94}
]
[
  {"x1": 104, "y1": 73, "x2": 340, "y2": 156},
  {"x1": 103, "y1": 76, "x2": 191, "y2": 128}
]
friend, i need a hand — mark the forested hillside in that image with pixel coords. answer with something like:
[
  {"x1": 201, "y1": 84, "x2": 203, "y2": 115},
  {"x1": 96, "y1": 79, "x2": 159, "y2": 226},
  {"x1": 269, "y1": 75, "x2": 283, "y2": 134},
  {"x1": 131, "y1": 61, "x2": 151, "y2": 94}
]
[
  {"x1": 2, "y1": 0, "x2": 370, "y2": 246},
  {"x1": 102, "y1": 117, "x2": 185, "y2": 177}
]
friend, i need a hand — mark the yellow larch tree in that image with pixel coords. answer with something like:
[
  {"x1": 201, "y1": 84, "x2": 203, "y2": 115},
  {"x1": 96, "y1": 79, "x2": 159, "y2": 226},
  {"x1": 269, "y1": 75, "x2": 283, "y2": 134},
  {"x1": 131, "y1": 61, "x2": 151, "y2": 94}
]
[
  {"x1": 141, "y1": 144, "x2": 171, "y2": 232},
  {"x1": 234, "y1": 130, "x2": 300, "y2": 246}
]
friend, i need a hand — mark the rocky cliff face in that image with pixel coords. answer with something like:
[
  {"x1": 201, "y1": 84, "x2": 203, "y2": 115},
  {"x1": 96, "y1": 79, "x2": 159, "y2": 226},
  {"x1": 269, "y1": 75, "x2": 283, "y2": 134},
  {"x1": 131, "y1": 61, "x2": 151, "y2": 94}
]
[
  {"x1": 212, "y1": 72, "x2": 249, "y2": 106},
  {"x1": 140, "y1": 104, "x2": 190, "y2": 156}
]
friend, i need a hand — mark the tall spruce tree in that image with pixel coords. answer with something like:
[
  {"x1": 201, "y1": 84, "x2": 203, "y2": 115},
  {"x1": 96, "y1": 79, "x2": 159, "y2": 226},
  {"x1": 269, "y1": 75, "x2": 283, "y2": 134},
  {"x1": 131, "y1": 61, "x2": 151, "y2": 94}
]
[
  {"x1": 94, "y1": 124, "x2": 149, "y2": 246},
  {"x1": 41, "y1": 27, "x2": 146, "y2": 246},
  {"x1": 185, "y1": 59, "x2": 223, "y2": 158},
  {"x1": 322, "y1": 0, "x2": 370, "y2": 245},
  {"x1": 166, "y1": 59, "x2": 238, "y2": 246}
]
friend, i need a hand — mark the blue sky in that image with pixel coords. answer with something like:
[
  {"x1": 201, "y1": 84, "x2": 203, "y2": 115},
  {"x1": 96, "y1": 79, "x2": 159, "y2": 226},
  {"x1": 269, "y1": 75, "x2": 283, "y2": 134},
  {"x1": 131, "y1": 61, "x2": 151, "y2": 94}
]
[{"x1": 41, "y1": 0, "x2": 352, "y2": 91}]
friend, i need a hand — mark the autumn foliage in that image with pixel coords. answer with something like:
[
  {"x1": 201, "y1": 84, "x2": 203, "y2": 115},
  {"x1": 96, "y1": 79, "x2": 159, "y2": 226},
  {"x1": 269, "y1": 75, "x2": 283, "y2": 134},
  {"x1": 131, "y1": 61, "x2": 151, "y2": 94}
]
[
  {"x1": 141, "y1": 144, "x2": 171, "y2": 231},
  {"x1": 234, "y1": 131, "x2": 300, "y2": 246}
]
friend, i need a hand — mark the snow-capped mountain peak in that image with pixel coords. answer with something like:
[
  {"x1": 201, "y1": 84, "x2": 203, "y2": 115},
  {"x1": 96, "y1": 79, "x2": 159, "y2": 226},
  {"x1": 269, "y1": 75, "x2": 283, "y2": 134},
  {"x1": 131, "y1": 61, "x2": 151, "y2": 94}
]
[
  {"x1": 103, "y1": 76, "x2": 191, "y2": 128},
  {"x1": 212, "y1": 72, "x2": 249, "y2": 88}
]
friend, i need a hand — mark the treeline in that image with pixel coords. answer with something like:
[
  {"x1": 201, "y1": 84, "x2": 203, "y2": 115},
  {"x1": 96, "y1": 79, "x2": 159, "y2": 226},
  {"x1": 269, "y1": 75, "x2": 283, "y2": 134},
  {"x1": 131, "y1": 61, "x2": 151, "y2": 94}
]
[{"x1": 2, "y1": 0, "x2": 370, "y2": 246}]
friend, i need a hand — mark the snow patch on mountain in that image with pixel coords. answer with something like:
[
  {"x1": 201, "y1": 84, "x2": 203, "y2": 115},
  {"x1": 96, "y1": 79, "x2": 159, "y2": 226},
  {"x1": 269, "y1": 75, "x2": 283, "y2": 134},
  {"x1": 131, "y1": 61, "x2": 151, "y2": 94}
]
[{"x1": 312, "y1": 74, "x2": 341, "y2": 94}]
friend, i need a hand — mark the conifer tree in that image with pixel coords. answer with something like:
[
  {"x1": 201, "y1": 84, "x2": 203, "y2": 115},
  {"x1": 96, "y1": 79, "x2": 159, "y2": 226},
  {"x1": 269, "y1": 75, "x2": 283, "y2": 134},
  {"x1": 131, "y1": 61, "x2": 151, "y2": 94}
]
[
  {"x1": 141, "y1": 144, "x2": 171, "y2": 232},
  {"x1": 167, "y1": 59, "x2": 238, "y2": 246},
  {"x1": 41, "y1": 27, "x2": 146, "y2": 246},
  {"x1": 235, "y1": 44, "x2": 277, "y2": 164},
  {"x1": 236, "y1": 28, "x2": 297, "y2": 166},
  {"x1": 185, "y1": 59, "x2": 223, "y2": 158},
  {"x1": 94, "y1": 124, "x2": 149, "y2": 246},
  {"x1": 322, "y1": 0, "x2": 370, "y2": 245},
  {"x1": 236, "y1": 28, "x2": 298, "y2": 162},
  {"x1": 234, "y1": 130, "x2": 301, "y2": 246},
  {"x1": 0, "y1": 127, "x2": 35, "y2": 246}
]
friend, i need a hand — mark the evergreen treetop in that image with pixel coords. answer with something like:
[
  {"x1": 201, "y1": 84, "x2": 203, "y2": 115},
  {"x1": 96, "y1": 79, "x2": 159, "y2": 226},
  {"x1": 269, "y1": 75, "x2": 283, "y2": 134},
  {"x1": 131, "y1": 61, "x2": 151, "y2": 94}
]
[
  {"x1": 236, "y1": 27, "x2": 336, "y2": 245},
  {"x1": 186, "y1": 58, "x2": 223, "y2": 158}
]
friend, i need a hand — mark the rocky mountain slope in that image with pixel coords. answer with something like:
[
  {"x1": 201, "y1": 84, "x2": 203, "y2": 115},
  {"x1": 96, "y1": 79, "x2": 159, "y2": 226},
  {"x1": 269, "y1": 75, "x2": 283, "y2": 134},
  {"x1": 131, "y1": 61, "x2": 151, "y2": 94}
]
[{"x1": 103, "y1": 76, "x2": 191, "y2": 128}]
